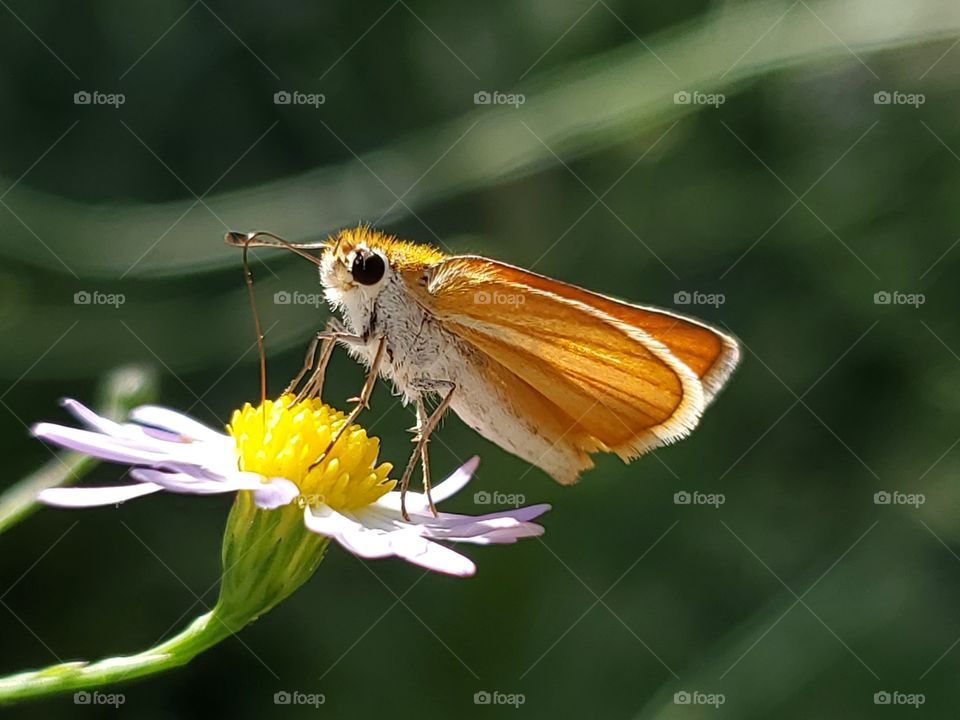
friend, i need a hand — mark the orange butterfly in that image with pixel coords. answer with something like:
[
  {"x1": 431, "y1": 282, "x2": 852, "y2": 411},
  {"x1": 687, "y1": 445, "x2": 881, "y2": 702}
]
[{"x1": 228, "y1": 226, "x2": 739, "y2": 517}]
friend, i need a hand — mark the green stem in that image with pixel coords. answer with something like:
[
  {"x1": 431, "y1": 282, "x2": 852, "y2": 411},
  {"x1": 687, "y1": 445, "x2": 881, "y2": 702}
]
[
  {"x1": 0, "y1": 608, "x2": 236, "y2": 705},
  {"x1": 0, "y1": 497, "x2": 329, "y2": 706},
  {"x1": 0, "y1": 454, "x2": 96, "y2": 535}
]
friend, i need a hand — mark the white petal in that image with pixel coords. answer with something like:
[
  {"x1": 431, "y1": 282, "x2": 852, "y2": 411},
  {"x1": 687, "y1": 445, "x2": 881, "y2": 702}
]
[
  {"x1": 130, "y1": 468, "x2": 283, "y2": 497},
  {"x1": 375, "y1": 456, "x2": 480, "y2": 513},
  {"x1": 419, "y1": 516, "x2": 533, "y2": 538},
  {"x1": 38, "y1": 483, "x2": 164, "y2": 507},
  {"x1": 471, "y1": 504, "x2": 552, "y2": 523},
  {"x1": 303, "y1": 505, "x2": 475, "y2": 576},
  {"x1": 61, "y1": 399, "x2": 184, "y2": 445},
  {"x1": 365, "y1": 502, "x2": 550, "y2": 546},
  {"x1": 428, "y1": 456, "x2": 479, "y2": 503},
  {"x1": 405, "y1": 503, "x2": 552, "y2": 528},
  {"x1": 251, "y1": 478, "x2": 300, "y2": 509},
  {"x1": 388, "y1": 530, "x2": 476, "y2": 576},
  {"x1": 304, "y1": 505, "x2": 394, "y2": 557},
  {"x1": 32, "y1": 423, "x2": 171, "y2": 465},
  {"x1": 128, "y1": 469, "x2": 231, "y2": 495},
  {"x1": 129, "y1": 405, "x2": 229, "y2": 444},
  {"x1": 440, "y1": 523, "x2": 546, "y2": 545},
  {"x1": 406, "y1": 506, "x2": 550, "y2": 543},
  {"x1": 61, "y1": 399, "x2": 126, "y2": 436}
]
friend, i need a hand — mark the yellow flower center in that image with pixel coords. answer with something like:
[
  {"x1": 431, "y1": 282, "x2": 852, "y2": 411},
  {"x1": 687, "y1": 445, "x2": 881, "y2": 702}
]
[{"x1": 226, "y1": 394, "x2": 395, "y2": 512}]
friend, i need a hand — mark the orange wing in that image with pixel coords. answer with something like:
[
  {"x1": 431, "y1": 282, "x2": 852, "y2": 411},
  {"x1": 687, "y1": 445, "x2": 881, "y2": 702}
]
[
  {"x1": 401, "y1": 256, "x2": 739, "y2": 470},
  {"x1": 446, "y1": 257, "x2": 740, "y2": 403}
]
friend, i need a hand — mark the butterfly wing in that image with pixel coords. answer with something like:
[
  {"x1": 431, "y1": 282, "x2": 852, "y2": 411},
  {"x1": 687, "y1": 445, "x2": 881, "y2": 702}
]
[
  {"x1": 446, "y1": 257, "x2": 740, "y2": 403},
  {"x1": 401, "y1": 256, "x2": 737, "y2": 475}
]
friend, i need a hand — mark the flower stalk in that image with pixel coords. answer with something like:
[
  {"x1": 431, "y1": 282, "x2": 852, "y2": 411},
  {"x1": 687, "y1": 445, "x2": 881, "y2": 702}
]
[
  {"x1": 0, "y1": 609, "x2": 231, "y2": 705},
  {"x1": 216, "y1": 491, "x2": 331, "y2": 628},
  {"x1": 0, "y1": 489, "x2": 332, "y2": 706}
]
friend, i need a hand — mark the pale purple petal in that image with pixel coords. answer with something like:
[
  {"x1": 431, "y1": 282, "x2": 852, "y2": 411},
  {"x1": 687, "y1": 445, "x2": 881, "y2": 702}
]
[
  {"x1": 129, "y1": 405, "x2": 228, "y2": 444},
  {"x1": 404, "y1": 503, "x2": 552, "y2": 528},
  {"x1": 375, "y1": 456, "x2": 480, "y2": 513},
  {"x1": 61, "y1": 399, "x2": 183, "y2": 445},
  {"x1": 140, "y1": 426, "x2": 186, "y2": 443},
  {"x1": 429, "y1": 456, "x2": 479, "y2": 502},
  {"x1": 129, "y1": 469, "x2": 298, "y2": 508},
  {"x1": 387, "y1": 531, "x2": 476, "y2": 576},
  {"x1": 470, "y1": 503, "x2": 551, "y2": 523},
  {"x1": 303, "y1": 505, "x2": 394, "y2": 558},
  {"x1": 304, "y1": 505, "x2": 476, "y2": 577},
  {"x1": 154, "y1": 462, "x2": 225, "y2": 482},
  {"x1": 387, "y1": 505, "x2": 549, "y2": 544},
  {"x1": 418, "y1": 516, "x2": 540, "y2": 540},
  {"x1": 432, "y1": 522, "x2": 546, "y2": 545},
  {"x1": 61, "y1": 399, "x2": 127, "y2": 436},
  {"x1": 130, "y1": 468, "x2": 262, "y2": 493},
  {"x1": 129, "y1": 468, "x2": 236, "y2": 495},
  {"x1": 33, "y1": 418, "x2": 231, "y2": 483},
  {"x1": 306, "y1": 466, "x2": 549, "y2": 574},
  {"x1": 38, "y1": 483, "x2": 164, "y2": 507},
  {"x1": 251, "y1": 478, "x2": 300, "y2": 509},
  {"x1": 304, "y1": 505, "x2": 476, "y2": 576},
  {"x1": 32, "y1": 423, "x2": 171, "y2": 465}
]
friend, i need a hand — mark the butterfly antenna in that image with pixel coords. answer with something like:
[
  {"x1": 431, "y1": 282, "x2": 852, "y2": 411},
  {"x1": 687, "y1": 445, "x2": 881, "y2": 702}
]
[
  {"x1": 225, "y1": 230, "x2": 326, "y2": 266},
  {"x1": 241, "y1": 236, "x2": 268, "y2": 410}
]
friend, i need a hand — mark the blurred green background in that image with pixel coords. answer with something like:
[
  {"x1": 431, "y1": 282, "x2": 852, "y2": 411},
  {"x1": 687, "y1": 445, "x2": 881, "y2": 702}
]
[{"x1": 3, "y1": 0, "x2": 960, "y2": 717}]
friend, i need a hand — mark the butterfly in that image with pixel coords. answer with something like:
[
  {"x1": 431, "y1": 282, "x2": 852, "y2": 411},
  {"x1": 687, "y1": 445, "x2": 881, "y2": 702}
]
[{"x1": 228, "y1": 226, "x2": 739, "y2": 517}]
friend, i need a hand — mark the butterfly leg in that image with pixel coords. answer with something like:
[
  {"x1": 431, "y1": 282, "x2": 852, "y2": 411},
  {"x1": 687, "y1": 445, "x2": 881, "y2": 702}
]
[
  {"x1": 285, "y1": 331, "x2": 321, "y2": 395},
  {"x1": 309, "y1": 336, "x2": 386, "y2": 469},
  {"x1": 399, "y1": 380, "x2": 456, "y2": 520},
  {"x1": 293, "y1": 319, "x2": 357, "y2": 401},
  {"x1": 414, "y1": 398, "x2": 434, "y2": 515}
]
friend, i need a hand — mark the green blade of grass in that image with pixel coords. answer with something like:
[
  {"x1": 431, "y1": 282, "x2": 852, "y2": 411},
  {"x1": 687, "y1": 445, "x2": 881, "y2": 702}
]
[{"x1": 0, "y1": 0, "x2": 956, "y2": 279}]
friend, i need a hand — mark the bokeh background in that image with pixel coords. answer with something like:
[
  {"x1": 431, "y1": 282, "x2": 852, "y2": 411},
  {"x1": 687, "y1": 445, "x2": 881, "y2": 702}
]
[{"x1": 3, "y1": 0, "x2": 960, "y2": 717}]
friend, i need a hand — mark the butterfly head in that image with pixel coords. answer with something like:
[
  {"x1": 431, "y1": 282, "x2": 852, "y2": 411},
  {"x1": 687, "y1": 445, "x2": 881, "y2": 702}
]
[{"x1": 319, "y1": 226, "x2": 445, "y2": 331}]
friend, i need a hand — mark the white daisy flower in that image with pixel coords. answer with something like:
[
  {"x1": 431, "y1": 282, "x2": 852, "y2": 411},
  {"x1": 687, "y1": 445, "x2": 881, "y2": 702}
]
[{"x1": 33, "y1": 394, "x2": 549, "y2": 577}]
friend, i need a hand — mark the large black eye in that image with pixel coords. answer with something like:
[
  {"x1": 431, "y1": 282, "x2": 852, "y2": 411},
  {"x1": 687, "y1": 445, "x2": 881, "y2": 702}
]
[{"x1": 351, "y1": 251, "x2": 385, "y2": 285}]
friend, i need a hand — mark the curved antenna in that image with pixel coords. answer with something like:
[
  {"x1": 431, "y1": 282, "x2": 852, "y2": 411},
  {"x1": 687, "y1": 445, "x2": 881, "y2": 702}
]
[
  {"x1": 240, "y1": 236, "x2": 268, "y2": 409},
  {"x1": 224, "y1": 231, "x2": 328, "y2": 267},
  {"x1": 227, "y1": 230, "x2": 331, "y2": 412}
]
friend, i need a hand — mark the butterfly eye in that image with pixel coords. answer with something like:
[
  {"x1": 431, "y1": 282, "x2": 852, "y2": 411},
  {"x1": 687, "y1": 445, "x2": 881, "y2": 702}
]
[{"x1": 351, "y1": 251, "x2": 386, "y2": 285}]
